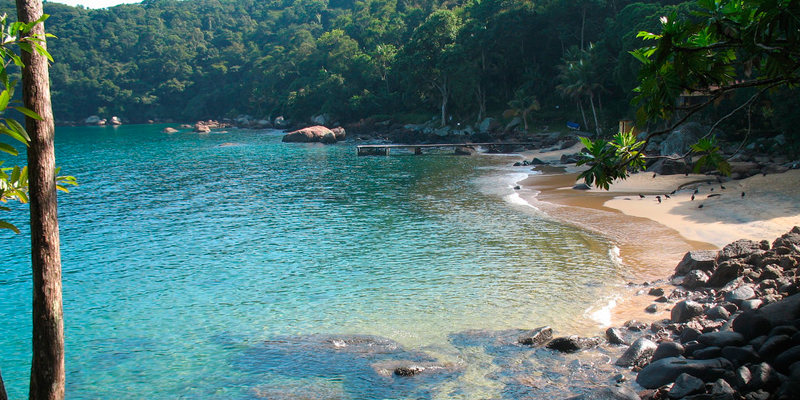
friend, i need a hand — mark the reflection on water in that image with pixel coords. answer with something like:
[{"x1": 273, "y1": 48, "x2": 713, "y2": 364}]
[{"x1": 2, "y1": 125, "x2": 633, "y2": 399}]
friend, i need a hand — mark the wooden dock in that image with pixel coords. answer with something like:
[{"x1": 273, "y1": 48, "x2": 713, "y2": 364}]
[{"x1": 356, "y1": 142, "x2": 536, "y2": 156}]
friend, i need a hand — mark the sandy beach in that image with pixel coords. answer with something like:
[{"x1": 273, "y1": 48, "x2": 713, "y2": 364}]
[{"x1": 513, "y1": 144, "x2": 800, "y2": 326}]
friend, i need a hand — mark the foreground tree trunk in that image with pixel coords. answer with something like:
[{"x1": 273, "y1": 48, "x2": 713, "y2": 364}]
[
  {"x1": 1, "y1": 369, "x2": 8, "y2": 400},
  {"x1": 16, "y1": 1, "x2": 65, "y2": 399}
]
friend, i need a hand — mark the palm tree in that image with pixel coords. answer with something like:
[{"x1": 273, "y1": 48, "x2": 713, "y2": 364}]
[
  {"x1": 503, "y1": 89, "x2": 540, "y2": 131},
  {"x1": 556, "y1": 44, "x2": 604, "y2": 135}
]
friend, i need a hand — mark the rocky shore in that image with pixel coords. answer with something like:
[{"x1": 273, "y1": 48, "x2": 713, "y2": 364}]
[{"x1": 558, "y1": 227, "x2": 800, "y2": 399}]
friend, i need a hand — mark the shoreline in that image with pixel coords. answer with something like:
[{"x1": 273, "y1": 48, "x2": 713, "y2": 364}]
[{"x1": 505, "y1": 145, "x2": 800, "y2": 329}]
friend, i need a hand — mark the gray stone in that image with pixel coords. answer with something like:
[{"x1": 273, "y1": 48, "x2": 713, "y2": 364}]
[
  {"x1": 645, "y1": 304, "x2": 659, "y2": 313},
  {"x1": 705, "y1": 306, "x2": 731, "y2": 320},
  {"x1": 649, "y1": 287, "x2": 666, "y2": 296},
  {"x1": 693, "y1": 346, "x2": 722, "y2": 359},
  {"x1": 699, "y1": 331, "x2": 746, "y2": 348},
  {"x1": 518, "y1": 326, "x2": 553, "y2": 347},
  {"x1": 615, "y1": 337, "x2": 657, "y2": 367},
  {"x1": 748, "y1": 362, "x2": 781, "y2": 391},
  {"x1": 725, "y1": 285, "x2": 756, "y2": 304},
  {"x1": 680, "y1": 327, "x2": 703, "y2": 344},
  {"x1": 636, "y1": 357, "x2": 735, "y2": 389},
  {"x1": 668, "y1": 373, "x2": 705, "y2": 399},
  {"x1": 733, "y1": 312, "x2": 774, "y2": 340},
  {"x1": 758, "y1": 293, "x2": 800, "y2": 326},
  {"x1": 773, "y1": 345, "x2": 800, "y2": 373},
  {"x1": 606, "y1": 327, "x2": 627, "y2": 345},
  {"x1": 720, "y1": 345, "x2": 761, "y2": 367},
  {"x1": 683, "y1": 270, "x2": 711, "y2": 289},
  {"x1": 711, "y1": 378, "x2": 736, "y2": 397},
  {"x1": 659, "y1": 123, "x2": 704, "y2": 156},
  {"x1": 652, "y1": 341, "x2": 685, "y2": 362},
  {"x1": 717, "y1": 239, "x2": 766, "y2": 264},
  {"x1": 771, "y1": 226, "x2": 800, "y2": 251},
  {"x1": 757, "y1": 334, "x2": 794, "y2": 361},
  {"x1": 736, "y1": 365, "x2": 752, "y2": 389},
  {"x1": 672, "y1": 300, "x2": 705, "y2": 323},
  {"x1": 707, "y1": 261, "x2": 747, "y2": 288},
  {"x1": 676, "y1": 250, "x2": 719, "y2": 275},
  {"x1": 546, "y1": 335, "x2": 602, "y2": 353},
  {"x1": 741, "y1": 299, "x2": 763, "y2": 311}
]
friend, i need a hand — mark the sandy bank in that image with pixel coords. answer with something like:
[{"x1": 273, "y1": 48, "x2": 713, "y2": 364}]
[{"x1": 512, "y1": 145, "x2": 800, "y2": 325}]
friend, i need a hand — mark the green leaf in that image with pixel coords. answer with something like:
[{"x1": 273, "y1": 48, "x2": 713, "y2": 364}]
[
  {"x1": 0, "y1": 89, "x2": 8, "y2": 110},
  {"x1": 14, "y1": 106, "x2": 42, "y2": 120},
  {"x1": 0, "y1": 142, "x2": 17, "y2": 156},
  {"x1": 0, "y1": 219, "x2": 21, "y2": 234},
  {"x1": 0, "y1": 126, "x2": 29, "y2": 144},
  {"x1": 5, "y1": 118, "x2": 30, "y2": 142},
  {"x1": 10, "y1": 165, "x2": 19, "y2": 183}
]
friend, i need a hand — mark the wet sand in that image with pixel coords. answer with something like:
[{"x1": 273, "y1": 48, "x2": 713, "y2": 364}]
[{"x1": 513, "y1": 145, "x2": 800, "y2": 328}]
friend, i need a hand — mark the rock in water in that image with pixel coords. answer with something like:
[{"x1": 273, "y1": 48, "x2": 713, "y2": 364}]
[
  {"x1": 635, "y1": 357, "x2": 734, "y2": 389},
  {"x1": 282, "y1": 125, "x2": 340, "y2": 144},
  {"x1": 518, "y1": 326, "x2": 553, "y2": 347},
  {"x1": 615, "y1": 337, "x2": 657, "y2": 367},
  {"x1": 546, "y1": 335, "x2": 602, "y2": 353}
]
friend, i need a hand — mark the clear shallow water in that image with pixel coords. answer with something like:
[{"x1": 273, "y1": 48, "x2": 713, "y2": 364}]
[{"x1": 1, "y1": 125, "x2": 624, "y2": 399}]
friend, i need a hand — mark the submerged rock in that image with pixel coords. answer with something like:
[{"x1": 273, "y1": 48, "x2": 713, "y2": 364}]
[
  {"x1": 636, "y1": 357, "x2": 734, "y2": 389},
  {"x1": 546, "y1": 335, "x2": 603, "y2": 353},
  {"x1": 615, "y1": 337, "x2": 657, "y2": 368}
]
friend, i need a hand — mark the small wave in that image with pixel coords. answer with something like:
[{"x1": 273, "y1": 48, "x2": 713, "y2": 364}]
[
  {"x1": 608, "y1": 246, "x2": 623, "y2": 268},
  {"x1": 505, "y1": 192, "x2": 540, "y2": 211},
  {"x1": 585, "y1": 293, "x2": 622, "y2": 327}
]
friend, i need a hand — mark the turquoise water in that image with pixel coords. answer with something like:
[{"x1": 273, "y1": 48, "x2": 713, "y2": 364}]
[{"x1": 1, "y1": 125, "x2": 624, "y2": 399}]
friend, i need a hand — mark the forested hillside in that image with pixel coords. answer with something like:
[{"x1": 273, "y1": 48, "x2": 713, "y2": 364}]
[{"x1": 1, "y1": 0, "x2": 794, "y2": 136}]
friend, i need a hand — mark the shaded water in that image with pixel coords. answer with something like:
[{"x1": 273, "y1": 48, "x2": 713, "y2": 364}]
[{"x1": 2, "y1": 125, "x2": 627, "y2": 398}]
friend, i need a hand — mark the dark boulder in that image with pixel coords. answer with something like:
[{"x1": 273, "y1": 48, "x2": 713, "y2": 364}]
[
  {"x1": 517, "y1": 326, "x2": 553, "y2": 347},
  {"x1": 606, "y1": 327, "x2": 627, "y2": 345},
  {"x1": 675, "y1": 250, "x2": 718, "y2": 275},
  {"x1": 699, "y1": 331, "x2": 746, "y2": 348},
  {"x1": 705, "y1": 306, "x2": 732, "y2": 320},
  {"x1": 747, "y1": 362, "x2": 782, "y2": 392},
  {"x1": 724, "y1": 285, "x2": 756, "y2": 304},
  {"x1": 733, "y1": 312, "x2": 773, "y2": 340},
  {"x1": 652, "y1": 341, "x2": 685, "y2": 362},
  {"x1": 680, "y1": 327, "x2": 703, "y2": 344},
  {"x1": 772, "y1": 345, "x2": 800, "y2": 373},
  {"x1": 546, "y1": 335, "x2": 602, "y2": 353},
  {"x1": 683, "y1": 270, "x2": 711, "y2": 289},
  {"x1": 757, "y1": 334, "x2": 795, "y2": 361},
  {"x1": 615, "y1": 337, "x2": 657, "y2": 368},
  {"x1": 758, "y1": 293, "x2": 800, "y2": 326},
  {"x1": 672, "y1": 300, "x2": 705, "y2": 323},
  {"x1": 721, "y1": 345, "x2": 761, "y2": 367},
  {"x1": 772, "y1": 226, "x2": 800, "y2": 252},
  {"x1": 648, "y1": 157, "x2": 689, "y2": 176},
  {"x1": 707, "y1": 260, "x2": 747, "y2": 288},
  {"x1": 717, "y1": 239, "x2": 767, "y2": 264},
  {"x1": 635, "y1": 357, "x2": 734, "y2": 389},
  {"x1": 668, "y1": 373, "x2": 706, "y2": 398},
  {"x1": 693, "y1": 346, "x2": 722, "y2": 359}
]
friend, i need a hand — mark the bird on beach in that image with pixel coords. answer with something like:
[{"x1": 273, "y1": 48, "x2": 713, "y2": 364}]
[
  {"x1": 664, "y1": 194, "x2": 671, "y2": 199},
  {"x1": 720, "y1": 185, "x2": 726, "y2": 190},
  {"x1": 694, "y1": 188, "x2": 699, "y2": 194},
  {"x1": 656, "y1": 196, "x2": 662, "y2": 203},
  {"x1": 710, "y1": 187, "x2": 714, "y2": 192},
  {"x1": 670, "y1": 190, "x2": 677, "y2": 195},
  {"x1": 639, "y1": 194, "x2": 645, "y2": 199},
  {"x1": 698, "y1": 204, "x2": 704, "y2": 209},
  {"x1": 653, "y1": 173, "x2": 657, "y2": 178},
  {"x1": 691, "y1": 194, "x2": 695, "y2": 201},
  {"x1": 742, "y1": 192, "x2": 746, "y2": 197}
]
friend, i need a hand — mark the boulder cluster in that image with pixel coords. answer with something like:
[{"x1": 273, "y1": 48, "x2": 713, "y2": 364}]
[
  {"x1": 578, "y1": 227, "x2": 800, "y2": 400},
  {"x1": 281, "y1": 125, "x2": 346, "y2": 144}
]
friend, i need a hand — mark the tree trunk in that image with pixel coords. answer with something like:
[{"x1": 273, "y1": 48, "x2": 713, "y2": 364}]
[
  {"x1": 16, "y1": 1, "x2": 65, "y2": 399},
  {"x1": 578, "y1": 100, "x2": 589, "y2": 132},
  {"x1": 437, "y1": 75, "x2": 449, "y2": 127},
  {"x1": 589, "y1": 93, "x2": 601, "y2": 136},
  {"x1": 1, "y1": 370, "x2": 8, "y2": 400}
]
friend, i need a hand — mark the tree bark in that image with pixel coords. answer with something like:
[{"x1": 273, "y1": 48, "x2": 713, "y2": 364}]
[
  {"x1": 1, "y1": 369, "x2": 8, "y2": 400},
  {"x1": 16, "y1": 1, "x2": 65, "y2": 400},
  {"x1": 589, "y1": 93, "x2": 601, "y2": 136}
]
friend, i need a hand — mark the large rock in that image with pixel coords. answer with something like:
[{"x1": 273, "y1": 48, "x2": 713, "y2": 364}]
[
  {"x1": 615, "y1": 337, "x2": 657, "y2": 367},
  {"x1": 652, "y1": 341, "x2": 685, "y2": 362},
  {"x1": 697, "y1": 331, "x2": 746, "y2": 348},
  {"x1": 675, "y1": 250, "x2": 718, "y2": 275},
  {"x1": 668, "y1": 373, "x2": 705, "y2": 398},
  {"x1": 635, "y1": 357, "x2": 734, "y2": 389},
  {"x1": 659, "y1": 123, "x2": 704, "y2": 156},
  {"x1": 707, "y1": 260, "x2": 747, "y2": 288},
  {"x1": 479, "y1": 117, "x2": 500, "y2": 133},
  {"x1": 758, "y1": 293, "x2": 800, "y2": 325},
  {"x1": 732, "y1": 311, "x2": 773, "y2": 340},
  {"x1": 672, "y1": 300, "x2": 705, "y2": 323},
  {"x1": 682, "y1": 269, "x2": 710, "y2": 289},
  {"x1": 517, "y1": 326, "x2": 553, "y2": 346},
  {"x1": 772, "y1": 226, "x2": 800, "y2": 252},
  {"x1": 717, "y1": 239, "x2": 767, "y2": 264},
  {"x1": 648, "y1": 157, "x2": 689, "y2": 176},
  {"x1": 546, "y1": 335, "x2": 602, "y2": 353},
  {"x1": 282, "y1": 126, "x2": 340, "y2": 144}
]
